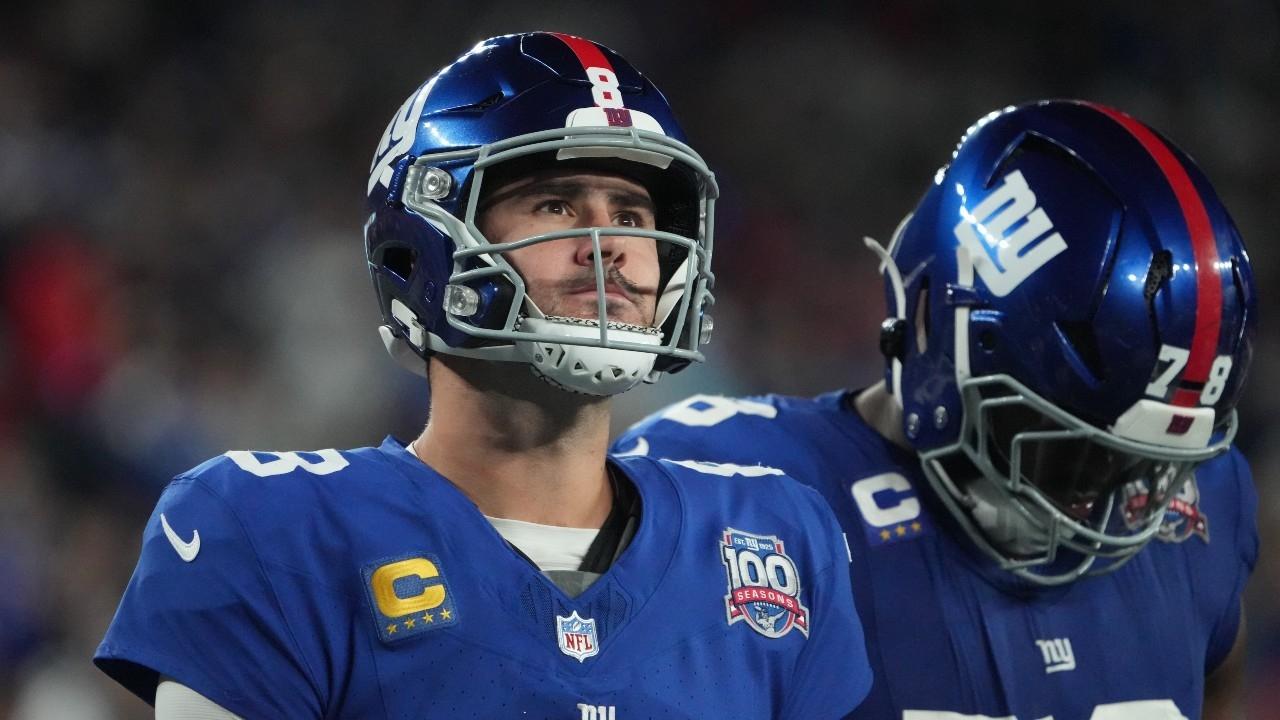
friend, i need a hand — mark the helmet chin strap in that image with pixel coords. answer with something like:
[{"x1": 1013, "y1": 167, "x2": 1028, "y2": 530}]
[
  {"x1": 503, "y1": 288, "x2": 658, "y2": 396},
  {"x1": 514, "y1": 315, "x2": 661, "y2": 396},
  {"x1": 381, "y1": 311, "x2": 662, "y2": 397}
]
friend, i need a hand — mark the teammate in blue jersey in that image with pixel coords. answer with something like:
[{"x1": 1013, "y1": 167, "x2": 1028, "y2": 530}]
[
  {"x1": 618, "y1": 101, "x2": 1257, "y2": 720},
  {"x1": 94, "y1": 33, "x2": 871, "y2": 719}
]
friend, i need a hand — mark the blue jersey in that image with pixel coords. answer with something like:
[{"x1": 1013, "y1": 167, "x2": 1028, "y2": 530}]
[
  {"x1": 616, "y1": 392, "x2": 1259, "y2": 720},
  {"x1": 95, "y1": 437, "x2": 871, "y2": 719}
]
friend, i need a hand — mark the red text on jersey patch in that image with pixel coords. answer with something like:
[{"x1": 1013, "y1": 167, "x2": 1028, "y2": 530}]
[{"x1": 721, "y1": 529, "x2": 809, "y2": 639}]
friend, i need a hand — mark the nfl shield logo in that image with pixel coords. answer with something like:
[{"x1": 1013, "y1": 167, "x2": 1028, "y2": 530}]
[{"x1": 556, "y1": 611, "x2": 600, "y2": 662}]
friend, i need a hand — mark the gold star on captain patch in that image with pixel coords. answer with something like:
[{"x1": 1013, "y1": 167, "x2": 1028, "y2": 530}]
[
  {"x1": 879, "y1": 529, "x2": 892, "y2": 541},
  {"x1": 422, "y1": 612, "x2": 434, "y2": 623},
  {"x1": 386, "y1": 624, "x2": 397, "y2": 635},
  {"x1": 404, "y1": 618, "x2": 416, "y2": 629},
  {"x1": 440, "y1": 608, "x2": 452, "y2": 621},
  {"x1": 911, "y1": 521, "x2": 922, "y2": 532},
  {"x1": 895, "y1": 525, "x2": 907, "y2": 537}
]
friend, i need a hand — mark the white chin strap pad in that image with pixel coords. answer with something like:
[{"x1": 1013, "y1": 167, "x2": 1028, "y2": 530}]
[
  {"x1": 966, "y1": 475, "x2": 1054, "y2": 557},
  {"x1": 515, "y1": 317, "x2": 660, "y2": 396}
]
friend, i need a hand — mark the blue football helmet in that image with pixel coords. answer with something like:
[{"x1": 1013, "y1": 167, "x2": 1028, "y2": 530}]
[
  {"x1": 365, "y1": 33, "x2": 717, "y2": 396},
  {"x1": 870, "y1": 100, "x2": 1256, "y2": 584}
]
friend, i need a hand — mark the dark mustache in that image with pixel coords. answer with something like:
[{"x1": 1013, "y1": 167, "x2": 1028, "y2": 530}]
[{"x1": 557, "y1": 264, "x2": 654, "y2": 302}]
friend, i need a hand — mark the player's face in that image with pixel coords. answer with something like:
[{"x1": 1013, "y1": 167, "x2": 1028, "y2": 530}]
[
  {"x1": 477, "y1": 169, "x2": 660, "y2": 327},
  {"x1": 986, "y1": 403, "x2": 1180, "y2": 520}
]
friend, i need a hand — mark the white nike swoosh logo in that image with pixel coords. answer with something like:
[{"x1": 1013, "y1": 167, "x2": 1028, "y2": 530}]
[
  {"x1": 615, "y1": 436, "x2": 649, "y2": 457},
  {"x1": 160, "y1": 513, "x2": 200, "y2": 562}
]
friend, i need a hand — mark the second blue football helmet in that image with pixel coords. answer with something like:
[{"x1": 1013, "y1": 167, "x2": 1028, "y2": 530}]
[
  {"x1": 872, "y1": 100, "x2": 1256, "y2": 584},
  {"x1": 365, "y1": 33, "x2": 717, "y2": 396}
]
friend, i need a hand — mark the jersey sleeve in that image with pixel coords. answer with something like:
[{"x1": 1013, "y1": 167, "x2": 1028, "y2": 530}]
[
  {"x1": 94, "y1": 473, "x2": 323, "y2": 718},
  {"x1": 1204, "y1": 450, "x2": 1259, "y2": 673},
  {"x1": 780, "y1": 486, "x2": 873, "y2": 719}
]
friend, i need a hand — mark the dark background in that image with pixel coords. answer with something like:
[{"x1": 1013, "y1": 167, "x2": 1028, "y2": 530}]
[{"x1": 1, "y1": 2, "x2": 1277, "y2": 717}]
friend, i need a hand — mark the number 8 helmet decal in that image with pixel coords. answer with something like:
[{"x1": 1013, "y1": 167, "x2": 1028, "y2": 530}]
[
  {"x1": 364, "y1": 33, "x2": 717, "y2": 396},
  {"x1": 872, "y1": 100, "x2": 1256, "y2": 584}
]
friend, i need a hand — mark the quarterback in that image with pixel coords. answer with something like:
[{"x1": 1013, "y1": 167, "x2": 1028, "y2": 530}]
[
  {"x1": 95, "y1": 33, "x2": 871, "y2": 718},
  {"x1": 619, "y1": 101, "x2": 1256, "y2": 719}
]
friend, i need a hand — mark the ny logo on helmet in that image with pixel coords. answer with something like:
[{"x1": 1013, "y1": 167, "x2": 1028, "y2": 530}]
[
  {"x1": 367, "y1": 81, "x2": 433, "y2": 196},
  {"x1": 954, "y1": 170, "x2": 1067, "y2": 296}
]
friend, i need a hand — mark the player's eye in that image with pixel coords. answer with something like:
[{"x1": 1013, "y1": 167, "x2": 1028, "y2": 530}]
[
  {"x1": 535, "y1": 199, "x2": 571, "y2": 216},
  {"x1": 616, "y1": 207, "x2": 655, "y2": 228}
]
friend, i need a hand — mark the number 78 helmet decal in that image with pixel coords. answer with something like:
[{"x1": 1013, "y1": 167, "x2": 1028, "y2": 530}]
[
  {"x1": 871, "y1": 100, "x2": 1255, "y2": 584},
  {"x1": 364, "y1": 33, "x2": 717, "y2": 396}
]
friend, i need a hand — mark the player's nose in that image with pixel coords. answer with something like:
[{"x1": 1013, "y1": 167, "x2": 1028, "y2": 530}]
[{"x1": 573, "y1": 232, "x2": 629, "y2": 271}]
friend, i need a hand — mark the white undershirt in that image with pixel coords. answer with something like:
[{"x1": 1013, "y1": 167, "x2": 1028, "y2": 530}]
[
  {"x1": 155, "y1": 517, "x2": 598, "y2": 718},
  {"x1": 155, "y1": 679, "x2": 242, "y2": 719},
  {"x1": 485, "y1": 515, "x2": 599, "y2": 571}
]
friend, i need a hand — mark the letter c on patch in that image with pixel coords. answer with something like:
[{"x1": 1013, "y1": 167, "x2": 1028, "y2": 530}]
[
  {"x1": 851, "y1": 473, "x2": 920, "y2": 527},
  {"x1": 371, "y1": 558, "x2": 446, "y2": 617}
]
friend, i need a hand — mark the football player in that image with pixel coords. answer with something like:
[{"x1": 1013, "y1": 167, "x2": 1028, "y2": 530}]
[
  {"x1": 618, "y1": 100, "x2": 1256, "y2": 720},
  {"x1": 94, "y1": 33, "x2": 871, "y2": 719}
]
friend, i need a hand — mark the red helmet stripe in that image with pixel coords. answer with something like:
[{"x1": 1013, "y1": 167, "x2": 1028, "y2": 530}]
[
  {"x1": 1088, "y1": 103, "x2": 1223, "y2": 407},
  {"x1": 549, "y1": 32, "x2": 614, "y2": 76}
]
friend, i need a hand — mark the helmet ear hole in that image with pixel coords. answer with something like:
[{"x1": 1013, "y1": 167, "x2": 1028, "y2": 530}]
[
  {"x1": 381, "y1": 246, "x2": 416, "y2": 283},
  {"x1": 978, "y1": 329, "x2": 998, "y2": 352}
]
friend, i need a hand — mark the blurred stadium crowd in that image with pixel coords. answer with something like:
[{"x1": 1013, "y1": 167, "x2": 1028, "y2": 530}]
[{"x1": 1, "y1": 2, "x2": 1277, "y2": 717}]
